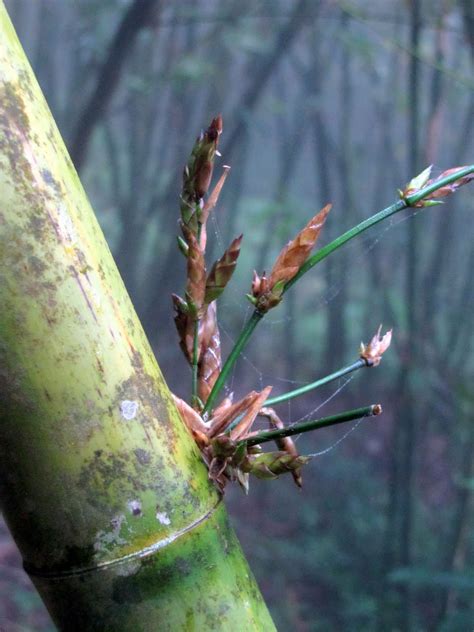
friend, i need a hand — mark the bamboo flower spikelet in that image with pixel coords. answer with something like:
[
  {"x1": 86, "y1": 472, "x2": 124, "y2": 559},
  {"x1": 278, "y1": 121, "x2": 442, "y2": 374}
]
[{"x1": 167, "y1": 116, "x2": 474, "y2": 493}]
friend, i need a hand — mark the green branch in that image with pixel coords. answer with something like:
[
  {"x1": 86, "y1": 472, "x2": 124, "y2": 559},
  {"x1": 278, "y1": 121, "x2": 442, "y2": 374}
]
[
  {"x1": 203, "y1": 310, "x2": 263, "y2": 415},
  {"x1": 283, "y1": 198, "x2": 407, "y2": 291},
  {"x1": 203, "y1": 165, "x2": 474, "y2": 414},
  {"x1": 265, "y1": 359, "x2": 366, "y2": 407},
  {"x1": 243, "y1": 404, "x2": 382, "y2": 447}
]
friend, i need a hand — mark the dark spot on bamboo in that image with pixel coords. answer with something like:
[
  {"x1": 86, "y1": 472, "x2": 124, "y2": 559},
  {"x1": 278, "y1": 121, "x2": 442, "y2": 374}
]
[{"x1": 134, "y1": 448, "x2": 151, "y2": 465}]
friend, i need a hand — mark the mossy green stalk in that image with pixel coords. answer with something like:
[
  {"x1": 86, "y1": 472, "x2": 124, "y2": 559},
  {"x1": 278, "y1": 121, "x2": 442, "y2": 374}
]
[{"x1": 0, "y1": 3, "x2": 275, "y2": 630}]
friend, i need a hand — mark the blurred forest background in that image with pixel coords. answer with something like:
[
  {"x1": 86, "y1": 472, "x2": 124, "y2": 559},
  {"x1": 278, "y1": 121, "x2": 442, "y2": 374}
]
[{"x1": 1, "y1": 0, "x2": 474, "y2": 630}]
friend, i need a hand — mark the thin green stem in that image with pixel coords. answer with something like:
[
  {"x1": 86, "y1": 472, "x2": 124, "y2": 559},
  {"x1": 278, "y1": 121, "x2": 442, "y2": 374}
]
[
  {"x1": 243, "y1": 404, "x2": 382, "y2": 447},
  {"x1": 204, "y1": 165, "x2": 474, "y2": 413},
  {"x1": 203, "y1": 310, "x2": 263, "y2": 414},
  {"x1": 284, "y1": 199, "x2": 407, "y2": 292},
  {"x1": 265, "y1": 358, "x2": 366, "y2": 407}
]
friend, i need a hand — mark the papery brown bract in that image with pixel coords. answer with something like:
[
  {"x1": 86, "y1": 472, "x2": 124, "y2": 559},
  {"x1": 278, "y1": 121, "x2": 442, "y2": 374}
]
[
  {"x1": 208, "y1": 390, "x2": 264, "y2": 437},
  {"x1": 183, "y1": 227, "x2": 206, "y2": 318},
  {"x1": 197, "y1": 302, "x2": 222, "y2": 405},
  {"x1": 230, "y1": 386, "x2": 272, "y2": 441},
  {"x1": 172, "y1": 394, "x2": 210, "y2": 447}
]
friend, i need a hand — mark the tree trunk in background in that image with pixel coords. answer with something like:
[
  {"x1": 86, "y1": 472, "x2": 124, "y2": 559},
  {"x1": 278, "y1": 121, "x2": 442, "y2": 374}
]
[
  {"x1": 0, "y1": 4, "x2": 275, "y2": 630},
  {"x1": 324, "y1": 10, "x2": 352, "y2": 370},
  {"x1": 390, "y1": 4, "x2": 422, "y2": 630},
  {"x1": 435, "y1": 414, "x2": 474, "y2": 628},
  {"x1": 70, "y1": 0, "x2": 160, "y2": 171},
  {"x1": 220, "y1": 0, "x2": 310, "y2": 164}
]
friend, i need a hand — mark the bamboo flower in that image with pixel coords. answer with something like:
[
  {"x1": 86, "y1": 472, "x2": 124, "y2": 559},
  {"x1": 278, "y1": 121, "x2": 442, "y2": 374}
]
[
  {"x1": 250, "y1": 204, "x2": 331, "y2": 313},
  {"x1": 401, "y1": 165, "x2": 474, "y2": 207},
  {"x1": 359, "y1": 326, "x2": 392, "y2": 367}
]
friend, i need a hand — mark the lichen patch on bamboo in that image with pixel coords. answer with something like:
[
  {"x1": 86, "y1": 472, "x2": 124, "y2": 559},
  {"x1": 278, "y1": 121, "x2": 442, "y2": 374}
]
[{"x1": 156, "y1": 511, "x2": 171, "y2": 525}]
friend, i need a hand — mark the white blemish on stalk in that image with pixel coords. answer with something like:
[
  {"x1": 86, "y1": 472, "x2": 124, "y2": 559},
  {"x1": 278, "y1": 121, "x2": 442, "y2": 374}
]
[
  {"x1": 156, "y1": 512, "x2": 171, "y2": 525},
  {"x1": 120, "y1": 400, "x2": 138, "y2": 420},
  {"x1": 56, "y1": 202, "x2": 77, "y2": 243}
]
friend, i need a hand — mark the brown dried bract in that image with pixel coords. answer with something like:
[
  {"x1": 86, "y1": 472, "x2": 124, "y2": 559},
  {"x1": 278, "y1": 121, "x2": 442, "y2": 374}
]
[
  {"x1": 208, "y1": 390, "x2": 263, "y2": 437},
  {"x1": 172, "y1": 394, "x2": 210, "y2": 448},
  {"x1": 230, "y1": 386, "x2": 272, "y2": 441},
  {"x1": 197, "y1": 302, "x2": 222, "y2": 404},
  {"x1": 183, "y1": 227, "x2": 206, "y2": 317}
]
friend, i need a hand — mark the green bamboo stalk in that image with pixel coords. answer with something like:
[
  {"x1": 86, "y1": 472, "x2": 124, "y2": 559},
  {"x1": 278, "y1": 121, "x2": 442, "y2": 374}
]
[
  {"x1": 0, "y1": 4, "x2": 275, "y2": 630},
  {"x1": 204, "y1": 165, "x2": 474, "y2": 412},
  {"x1": 244, "y1": 404, "x2": 382, "y2": 447},
  {"x1": 265, "y1": 359, "x2": 366, "y2": 407}
]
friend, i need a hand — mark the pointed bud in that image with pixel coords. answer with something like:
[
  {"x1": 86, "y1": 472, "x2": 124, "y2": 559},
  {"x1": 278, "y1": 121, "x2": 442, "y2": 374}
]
[
  {"x1": 250, "y1": 205, "x2": 331, "y2": 314},
  {"x1": 205, "y1": 235, "x2": 243, "y2": 304},
  {"x1": 404, "y1": 165, "x2": 433, "y2": 195},
  {"x1": 268, "y1": 204, "x2": 331, "y2": 289},
  {"x1": 402, "y1": 166, "x2": 474, "y2": 207},
  {"x1": 360, "y1": 326, "x2": 392, "y2": 367}
]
